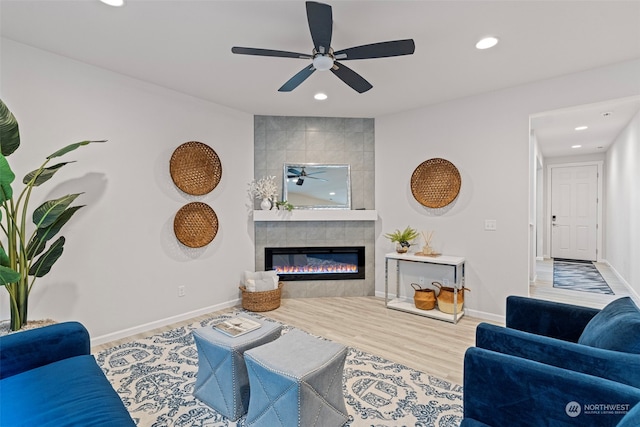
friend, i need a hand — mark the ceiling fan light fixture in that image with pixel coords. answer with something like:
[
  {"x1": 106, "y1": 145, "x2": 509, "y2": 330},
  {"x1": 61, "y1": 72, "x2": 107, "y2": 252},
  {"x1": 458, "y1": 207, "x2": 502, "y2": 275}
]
[
  {"x1": 313, "y1": 54, "x2": 334, "y2": 71},
  {"x1": 100, "y1": 0, "x2": 124, "y2": 6},
  {"x1": 476, "y1": 36, "x2": 499, "y2": 50}
]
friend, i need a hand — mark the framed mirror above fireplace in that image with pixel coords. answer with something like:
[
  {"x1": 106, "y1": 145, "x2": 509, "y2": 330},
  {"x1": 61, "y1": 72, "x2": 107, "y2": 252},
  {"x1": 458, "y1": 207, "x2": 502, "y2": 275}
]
[{"x1": 283, "y1": 163, "x2": 351, "y2": 210}]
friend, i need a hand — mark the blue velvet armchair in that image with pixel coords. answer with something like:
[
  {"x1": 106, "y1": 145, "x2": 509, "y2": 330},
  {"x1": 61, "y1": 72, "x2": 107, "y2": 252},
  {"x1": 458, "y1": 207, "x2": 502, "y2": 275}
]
[
  {"x1": 0, "y1": 321, "x2": 135, "y2": 426},
  {"x1": 462, "y1": 296, "x2": 640, "y2": 427}
]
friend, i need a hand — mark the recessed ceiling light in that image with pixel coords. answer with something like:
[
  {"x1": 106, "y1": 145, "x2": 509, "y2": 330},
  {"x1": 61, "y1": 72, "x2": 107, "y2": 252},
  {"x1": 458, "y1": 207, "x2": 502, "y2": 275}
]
[
  {"x1": 572, "y1": 145, "x2": 582, "y2": 149},
  {"x1": 475, "y1": 37, "x2": 499, "y2": 50},
  {"x1": 314, "y1": 93, "x2": 328, "y2": 101},
  {"x1": 329, "y1": 192, "x2": 336, "y2": 196},
  {"x1": 100, "y1": 0, "x2": 124, "y2": 6},
  {"x1": 575, "y1": 126, "x2": 588, "y2": 131}
]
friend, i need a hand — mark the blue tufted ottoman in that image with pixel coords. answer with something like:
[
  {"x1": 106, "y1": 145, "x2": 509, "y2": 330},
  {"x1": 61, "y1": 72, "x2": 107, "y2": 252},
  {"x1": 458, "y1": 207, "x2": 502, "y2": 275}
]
[
  {"x1": 244, "y1": 329, "x2": 349, "y2": 427},
  {"x1": 192, "y1": 315, "x2": 282, "y2": 421}
]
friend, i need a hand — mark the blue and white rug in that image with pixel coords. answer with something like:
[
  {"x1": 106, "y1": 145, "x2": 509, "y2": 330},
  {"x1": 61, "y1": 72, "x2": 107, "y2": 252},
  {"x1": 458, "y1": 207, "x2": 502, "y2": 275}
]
[
  {"x1": 95, "y1": 312, "x2": 463, "y2": 427},
  {"x1": 553, "y1": 258, "x2": 614, "y2": 295}
]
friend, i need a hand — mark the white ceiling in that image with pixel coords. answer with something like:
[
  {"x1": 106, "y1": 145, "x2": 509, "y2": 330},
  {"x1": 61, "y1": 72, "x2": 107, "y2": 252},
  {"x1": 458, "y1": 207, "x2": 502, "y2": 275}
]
[{"x1": 2, "y1": 0, "x2": 640, "y2": 157}]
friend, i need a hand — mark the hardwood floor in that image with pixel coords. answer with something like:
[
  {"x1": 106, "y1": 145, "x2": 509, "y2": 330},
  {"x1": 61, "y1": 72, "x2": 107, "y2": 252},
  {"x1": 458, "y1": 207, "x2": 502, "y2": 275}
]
[
  {"x1": 530, "y1": 258, "x2": 632, "y2": 309},
  {"x1": 92, "y1": 296, "x2": 493, "y2": 386}
]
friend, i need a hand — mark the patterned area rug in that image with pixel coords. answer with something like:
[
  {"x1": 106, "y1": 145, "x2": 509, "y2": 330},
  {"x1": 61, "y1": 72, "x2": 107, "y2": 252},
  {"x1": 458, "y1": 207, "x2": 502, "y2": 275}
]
[
  {"x1": 553, "y1": 258, "x2": 614, "y2": 295},
  {"x1": 95, "y1": 312, "x2": 463, "y2": 427}
]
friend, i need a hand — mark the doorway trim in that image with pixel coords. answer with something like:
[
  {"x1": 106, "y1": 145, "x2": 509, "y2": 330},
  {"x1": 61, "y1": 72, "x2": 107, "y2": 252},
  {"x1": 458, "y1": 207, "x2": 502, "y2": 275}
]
[{"x1": 546, "y1": 161, "x2": 603, "y2": 262}]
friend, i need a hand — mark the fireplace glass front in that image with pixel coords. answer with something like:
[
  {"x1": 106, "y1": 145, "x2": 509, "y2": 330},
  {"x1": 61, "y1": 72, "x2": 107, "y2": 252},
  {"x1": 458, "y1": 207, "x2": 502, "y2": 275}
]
[{"x1": 265, "y1": 246, "x2": 365, "y2": 281}]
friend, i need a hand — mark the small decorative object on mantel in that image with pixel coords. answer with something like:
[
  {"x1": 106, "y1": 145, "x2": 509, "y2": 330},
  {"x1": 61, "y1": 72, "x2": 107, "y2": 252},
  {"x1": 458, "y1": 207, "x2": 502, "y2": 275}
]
[
  {"x1": 170, "y1": 141, "x2": 222, "y2": 196},
  {"x1": 248, "y1": 176, "x2": 278, "y2": 210},
  {"x1": 411, "y1": 158, "x2": 461, "y2": 208},
  {"x1": 173, "y1": 202, "x2": 218, "y2": 248},
  {"x1": 415, "y1": 230, "x2": 441, "y2": 257},
  {"x1": 275, "y1": 200, "x2": 294, "y2": 211},
  {"x1": 384, "y1": 226, "x2": 420, "y2": 253}
]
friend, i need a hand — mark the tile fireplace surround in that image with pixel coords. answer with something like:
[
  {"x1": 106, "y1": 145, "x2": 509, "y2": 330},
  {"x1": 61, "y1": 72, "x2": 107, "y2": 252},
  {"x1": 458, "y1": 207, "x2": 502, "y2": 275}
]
[{"x1": 254, "y1": 116, "x2": 375, "y2": 298}]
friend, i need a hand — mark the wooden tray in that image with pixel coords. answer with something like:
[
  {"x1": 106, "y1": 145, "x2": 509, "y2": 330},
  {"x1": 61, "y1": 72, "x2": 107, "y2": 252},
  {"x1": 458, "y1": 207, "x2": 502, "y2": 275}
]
[
  {"x1": 173, "y1": 202, "x2": 218, "y2": 248},
  {"x1": 410, "y1": 158, "x2": 461, "y2": 208},
  {"x1": 170, "y1": 141, "x2": 221, "y2": 195}
]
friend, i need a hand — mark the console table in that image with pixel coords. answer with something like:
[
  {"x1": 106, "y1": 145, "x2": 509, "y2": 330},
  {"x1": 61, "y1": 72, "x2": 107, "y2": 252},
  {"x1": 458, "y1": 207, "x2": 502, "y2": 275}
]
[{"x1": 384, "y1": 252, "x2": 466, "y2": 324}]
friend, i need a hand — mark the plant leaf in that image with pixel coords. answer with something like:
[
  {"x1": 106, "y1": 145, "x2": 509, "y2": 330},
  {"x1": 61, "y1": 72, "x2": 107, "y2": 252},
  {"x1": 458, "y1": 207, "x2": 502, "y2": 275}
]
[
  {"x1": 47, "y1": 140, "x2": 106, "y2": 159},
  {"x1": 0, "y1": 99, "x2": 20, "y2": 157},
  {"x1": 29, "y1": 236, "x2": 65, "y2": 278},
  {"x1": 32, "y1": 193, "x2": 82, "y2": 229},
  {"x1": 0, "y1": 246, "x2": 10, "y2": 267},
  {"x1": 0, "y1": 265, "x2": 21, "y2": 285},
  {"x1": 0, "y1": 154, "x2": 15, "y2": 202},
  {"x1": 23, "y1": 162, "x2": 75, "y2": 187},
  {"x1": 26, "y1": 205, "x2": 84, "y2": 260}
]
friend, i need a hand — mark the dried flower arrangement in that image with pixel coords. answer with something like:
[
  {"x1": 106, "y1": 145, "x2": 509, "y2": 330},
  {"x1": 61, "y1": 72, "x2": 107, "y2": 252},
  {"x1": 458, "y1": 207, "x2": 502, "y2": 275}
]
[{"x1": 248, "y1": 176, "x2": 278, "y2": 201}]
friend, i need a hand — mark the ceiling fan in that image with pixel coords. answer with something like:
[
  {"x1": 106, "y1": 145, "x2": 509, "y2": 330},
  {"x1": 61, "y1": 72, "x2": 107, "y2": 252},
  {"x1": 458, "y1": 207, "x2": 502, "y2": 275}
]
[
  {"x1": 231, "y1": 1, "x2": 415, "y2": 93},
  {"x1": 287, "y1": 167, "x2": 328, "y2": 185}
]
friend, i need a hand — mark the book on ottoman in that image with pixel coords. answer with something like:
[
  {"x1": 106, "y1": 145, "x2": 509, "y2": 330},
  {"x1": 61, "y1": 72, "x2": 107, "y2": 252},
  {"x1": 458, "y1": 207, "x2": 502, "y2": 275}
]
[{"x1": 214, "y1": 316, "x2": 262, "y2": 337}]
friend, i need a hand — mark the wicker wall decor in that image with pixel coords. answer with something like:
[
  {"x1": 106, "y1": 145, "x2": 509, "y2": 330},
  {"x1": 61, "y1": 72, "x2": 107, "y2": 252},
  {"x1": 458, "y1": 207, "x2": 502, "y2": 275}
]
[
  {"x1": 173, "y1": 202, "x2": 218, "y2": 248},
  {"x1": 410, "y1": 158, "x2": 461, "y2": 208},
  {"x1": 170, "y1": 141, "x2": 222, "y2": 195}
]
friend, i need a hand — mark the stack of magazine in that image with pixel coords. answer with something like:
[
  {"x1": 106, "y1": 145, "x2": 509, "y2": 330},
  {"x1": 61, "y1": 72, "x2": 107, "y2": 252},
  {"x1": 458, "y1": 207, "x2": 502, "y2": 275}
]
[{"x1": 214, "y1": 316, "x2": 262, "y2": 337}]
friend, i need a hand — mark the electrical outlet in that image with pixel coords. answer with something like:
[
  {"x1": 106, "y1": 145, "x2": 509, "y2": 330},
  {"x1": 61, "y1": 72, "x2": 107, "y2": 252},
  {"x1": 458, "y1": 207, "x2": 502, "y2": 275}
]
[
  {"x1": 484, "y1": 219, "x2": 497, "y2": 231},
  {"x1": 442, "y1": 278, "x2": 450, "y2": 286},
  {"x1": 178, "y1": 286, "x2": 186, "y2": 297}
]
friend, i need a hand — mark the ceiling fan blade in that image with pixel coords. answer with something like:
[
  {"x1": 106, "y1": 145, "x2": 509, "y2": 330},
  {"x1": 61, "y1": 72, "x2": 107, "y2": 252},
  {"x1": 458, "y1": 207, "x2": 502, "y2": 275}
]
[
  {"x1": 330, "y1": 61, "x2": 372, "y2": 93},
  {"x1": 334, "y1": 39, "x2": 415, "y2": 60},
  {"x1": 307, "y1": 176, "x2": 328, "y2": 181},
  {"x1": 306, "y1": 1, "x2": 332, "y2": 53},
  {"x1": 232, "y1": 47, "x2": 312, "y2": 59},
  {"x1": 279, "y1": 65, "x2": 316, "y2": 92}
]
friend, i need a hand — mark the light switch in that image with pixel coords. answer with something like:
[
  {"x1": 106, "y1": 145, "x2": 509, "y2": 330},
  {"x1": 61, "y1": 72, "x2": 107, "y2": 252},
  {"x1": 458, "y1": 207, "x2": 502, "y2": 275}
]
[{"x1": 484, "y1": 220, "x2": 497, "y2": 231}]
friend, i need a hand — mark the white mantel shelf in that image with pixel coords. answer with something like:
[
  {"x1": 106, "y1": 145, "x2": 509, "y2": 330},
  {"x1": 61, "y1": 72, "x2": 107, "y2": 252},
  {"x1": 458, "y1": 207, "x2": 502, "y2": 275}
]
[{"x1": 252, "y1": 209, "x2": 378, "y2": 222}]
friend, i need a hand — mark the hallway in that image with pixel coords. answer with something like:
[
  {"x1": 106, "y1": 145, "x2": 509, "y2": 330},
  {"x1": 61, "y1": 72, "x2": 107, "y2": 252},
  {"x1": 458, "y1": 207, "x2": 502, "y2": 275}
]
[{"x1": 530, "y1": 258, "x2": 633, "y2": 309}]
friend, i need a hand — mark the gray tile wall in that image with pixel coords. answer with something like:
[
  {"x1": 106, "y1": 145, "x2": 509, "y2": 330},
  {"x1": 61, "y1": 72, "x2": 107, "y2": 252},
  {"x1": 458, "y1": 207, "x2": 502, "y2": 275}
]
[{"x1": 254, "y1": 115, "x2": 376, "y2": 298}]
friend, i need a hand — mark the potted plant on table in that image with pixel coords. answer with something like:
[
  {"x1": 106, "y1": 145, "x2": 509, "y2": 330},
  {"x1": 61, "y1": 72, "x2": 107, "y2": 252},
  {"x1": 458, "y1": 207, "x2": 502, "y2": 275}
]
[
  {"x1": 0, "y1": 99, "x2": 105, "y2": 331},
  {"x1": 384, "y1": 226, "x2": 420, "y2": 253}
]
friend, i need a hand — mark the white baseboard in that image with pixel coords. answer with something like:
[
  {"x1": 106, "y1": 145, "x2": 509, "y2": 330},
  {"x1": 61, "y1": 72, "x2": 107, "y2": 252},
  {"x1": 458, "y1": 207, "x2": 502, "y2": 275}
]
[
  {"x1": 601, "y1": 260, "x2": 640, "y2": 304},
  {"x1": 91, "y1": 298, "x2": 241, "y2": 347},
  {"x1": 464, "y1": 309, "x2": 505, "y2": 324}
]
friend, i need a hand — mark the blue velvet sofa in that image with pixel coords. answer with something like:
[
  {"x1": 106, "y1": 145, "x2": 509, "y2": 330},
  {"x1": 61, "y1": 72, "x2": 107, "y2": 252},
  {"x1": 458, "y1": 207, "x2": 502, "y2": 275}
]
[
  {"x1": 462, "y1": 296, "x2": 640, "y2": 427},
  {"x1": 0, "y1": 321, "x2": 135, "y2": 426}
]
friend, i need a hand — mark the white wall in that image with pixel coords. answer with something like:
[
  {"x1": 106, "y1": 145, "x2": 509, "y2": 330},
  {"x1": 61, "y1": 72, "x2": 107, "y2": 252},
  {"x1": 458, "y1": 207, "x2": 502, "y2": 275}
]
[
  {"x1": 606, "y1": 109, "x2": 640, "y2": 297},
  {"x1": 0, "y1": 39, "x2": 255, "y2": 342},
  {"x1": 375, "y1": 59, "x2": 640, "y2": 320}
]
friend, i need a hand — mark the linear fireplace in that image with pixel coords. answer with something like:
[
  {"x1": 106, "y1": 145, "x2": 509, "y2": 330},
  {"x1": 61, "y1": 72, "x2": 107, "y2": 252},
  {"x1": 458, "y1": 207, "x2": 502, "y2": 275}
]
[{"x1": 265, "y1": 246, "x2": 365, "y2": 281}]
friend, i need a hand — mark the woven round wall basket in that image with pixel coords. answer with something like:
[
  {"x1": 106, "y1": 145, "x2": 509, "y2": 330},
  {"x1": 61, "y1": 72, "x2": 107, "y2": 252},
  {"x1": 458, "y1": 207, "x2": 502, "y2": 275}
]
[
  {"x1": 170, "y1": 141, "x2": 222, "y2": 196},
  {"x1": 410, "y1": 158, "x2": 461, "y2": 208},
  {"x1": 173, "y1": 202, "x2": 218, "y2": 248}
]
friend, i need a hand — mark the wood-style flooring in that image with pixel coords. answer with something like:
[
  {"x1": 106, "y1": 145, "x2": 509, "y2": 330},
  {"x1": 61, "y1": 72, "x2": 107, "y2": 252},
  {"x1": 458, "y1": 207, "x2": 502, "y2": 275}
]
[
  {"x1": 92, "y1": 296, "x2": 492, "y2": 386},
  {"x1": 530, "y1": 258, "x2": 632, "y2": 309}
]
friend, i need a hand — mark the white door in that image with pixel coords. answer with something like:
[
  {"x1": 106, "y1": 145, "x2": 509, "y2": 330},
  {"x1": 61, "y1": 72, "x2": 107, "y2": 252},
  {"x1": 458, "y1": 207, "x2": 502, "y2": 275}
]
[{"x1": 551, "y1": 165, "x2": 598, "y2": 261}]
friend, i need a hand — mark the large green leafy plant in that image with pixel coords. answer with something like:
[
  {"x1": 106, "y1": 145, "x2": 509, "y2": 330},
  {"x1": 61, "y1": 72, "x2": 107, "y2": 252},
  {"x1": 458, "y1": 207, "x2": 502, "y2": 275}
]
[{"x1": 0, "y1": 99, "x2": 104, "y2": 330}]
